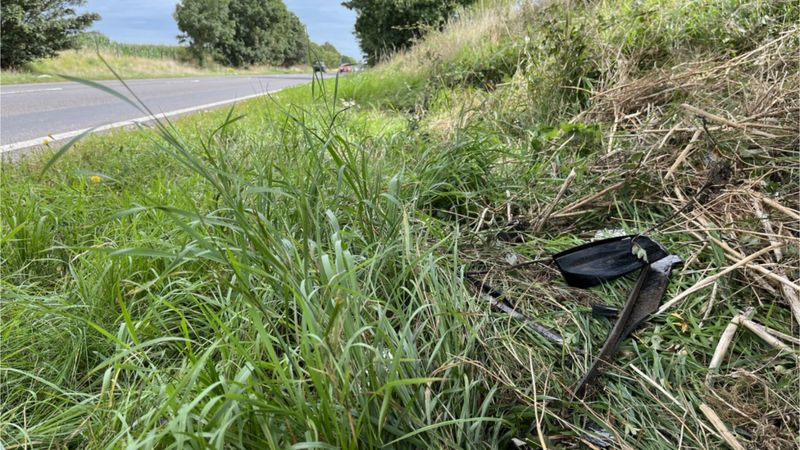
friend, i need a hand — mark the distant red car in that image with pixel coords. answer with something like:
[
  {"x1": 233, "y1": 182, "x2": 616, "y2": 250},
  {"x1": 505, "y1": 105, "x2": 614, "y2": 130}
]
[{"x1": 338, "y1": 64, "x2": 353, "y2": 73}]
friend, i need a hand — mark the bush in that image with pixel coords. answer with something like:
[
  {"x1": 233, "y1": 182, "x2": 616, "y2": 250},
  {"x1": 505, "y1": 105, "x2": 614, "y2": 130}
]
[
  {"x1": 343, "y1": 0, "x2": 476, "y2": 65},
  {"x1": 174, "y1": 0, "x2": 307, "y2": 67},
  {"x1": 0, "y1": 0, "x2": 99, "y2": 68},
  {"x1": 308, "y1": 41, "x2": 354, "y2": 68}
]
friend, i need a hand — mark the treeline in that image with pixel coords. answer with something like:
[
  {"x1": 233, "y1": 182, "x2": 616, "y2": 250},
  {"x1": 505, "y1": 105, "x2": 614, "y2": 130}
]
[
  {"x1": 343, "y1": 0, "x2": 475, "y2": 65},
  {"x1": 175, "y1": 0, "x2": 353, "y2": 68},
  {"x1": 0, "y1": 0, "x2": 355, "y2": 70},
  {"x1": 1, "y1": 0, "x2": 99, "y2": 69},
  {"x1": 309, "y1": 42, "x2": 357, "y2": 68},
  {"x1": 73, "y1": 31, "x2": 355, "y2": 68},
  {"x1": 1, "y1": 0, "x2": 477, "y2": 71}
]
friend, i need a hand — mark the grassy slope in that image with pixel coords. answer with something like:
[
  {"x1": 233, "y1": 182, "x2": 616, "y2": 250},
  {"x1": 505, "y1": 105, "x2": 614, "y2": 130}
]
[
  {"x1": 2, "y1": 1, "x2": 798, "y2": 449},
  {"x1": 0, "y1": 49, "x2": 307, "y2": 84}
]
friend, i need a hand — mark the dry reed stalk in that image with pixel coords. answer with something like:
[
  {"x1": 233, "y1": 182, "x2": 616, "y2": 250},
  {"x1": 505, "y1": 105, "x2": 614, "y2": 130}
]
[
  {"x1": 736, "y1": 317, "x2": 795, "y2": 352},
  {"x1": 475, "y1": 207, "x2": 490, "y2": 232},
  {"x1": 506, "y1": 190, "x2": 513, "y2": 224},
  {"x1": 670, "y1": 198, "x2": 786, "y2": 296},
  {"x1": 699, "y1": 282, "x2": 719, "y2": 327},
  {"x1": 708, "y1": 309, "x2": 798, "y2": 377},
  {"x1": 664, "y1": 129, "x2": 703, "y2": 180},
  {"x1": 752, "y1": 198, "x2": 800, "y2": 326},
  {"x1": 750, "y1": 190, "x2": 800, "y2": 221},
  {"x1": 553, "y1": 181, "x2": 625, "y2": 217},
  {"x1": 763, "y1": 326, "x2": 800, "y2": 346},
  {"x1": 709, "y1": 317, "x2": 743, "y2": 373},
  {"x1": 533, "y1": 168, "x2": 576, "y2": 232},
  {"x1": 658, "y1": 244, "x2": 784, "y2": 315},
  {"x1": 681, "y1": 104, "x2": 778, "y2": 139},
  {"x1": 698, "y1": 403, "x2": 746, "y2": 450}
]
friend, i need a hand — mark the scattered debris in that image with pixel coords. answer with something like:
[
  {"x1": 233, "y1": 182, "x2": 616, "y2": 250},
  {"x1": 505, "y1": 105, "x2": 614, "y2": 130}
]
[
  {"x1": 460, "y1": 27, "x2": 798, "y2": 447},
  {"x1": 469, "y1": 233, "x2": 682, "y2": 396},
  {"x1": 573, "y1": 252, "x2": 682, "y2": 397},
  {"x1": 552, "y1": 235, "x2": 668, "y2": 288}
]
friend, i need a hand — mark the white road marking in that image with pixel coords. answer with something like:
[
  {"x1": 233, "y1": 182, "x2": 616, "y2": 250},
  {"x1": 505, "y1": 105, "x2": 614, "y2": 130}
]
[
  {"x1": 0, "y1": 89, "x2": 279, "y2": 153},
  {"x1": 0, "y1": 87, "x2": 63, "y2": 95}
]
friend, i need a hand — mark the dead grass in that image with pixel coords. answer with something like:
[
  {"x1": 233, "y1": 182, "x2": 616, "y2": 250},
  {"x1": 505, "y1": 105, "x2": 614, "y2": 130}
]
[
  {"x1": 0, "y1": 49, "x2": 307, "y2": 84},
  {"x1": 441, "y1": 10, "x2": 798, "y2": 449},
  {"x1": 378, "y1": 0, "x2": 525, "y2": 75}
]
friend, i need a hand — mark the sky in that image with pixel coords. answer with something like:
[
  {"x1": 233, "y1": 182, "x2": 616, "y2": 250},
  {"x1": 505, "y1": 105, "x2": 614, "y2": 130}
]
[{"x1": 80, "y1": 0, "x2": 362, "y2": 59}]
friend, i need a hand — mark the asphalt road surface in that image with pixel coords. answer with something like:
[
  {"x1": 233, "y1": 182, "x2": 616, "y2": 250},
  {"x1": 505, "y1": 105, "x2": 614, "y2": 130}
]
[{"x1": 0, "y1": 74, "x2": 315, "y2": 152}]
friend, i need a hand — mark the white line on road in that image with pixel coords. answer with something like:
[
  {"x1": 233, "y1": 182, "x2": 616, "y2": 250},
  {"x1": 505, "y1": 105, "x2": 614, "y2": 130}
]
[
  {"x1": 0, "y1": 87, "x2": 63, "y2": 95},
  {"x1": 0, "y1": 89, "x2": 279, "y2": 153}
]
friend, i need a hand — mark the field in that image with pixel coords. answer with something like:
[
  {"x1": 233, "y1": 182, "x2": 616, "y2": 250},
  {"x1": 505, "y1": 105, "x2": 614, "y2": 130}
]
[
  {"x1": 0, "y1": 48, "x2": 306, "y2": 84},
  {"x1": 1, "y1": 0, "x2": 798, "y2": 449}
]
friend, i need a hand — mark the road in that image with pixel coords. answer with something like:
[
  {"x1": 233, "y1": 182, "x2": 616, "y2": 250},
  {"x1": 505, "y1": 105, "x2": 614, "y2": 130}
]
[{"x1": 0, "y1": 74, "x2": 315, "y2": 152}]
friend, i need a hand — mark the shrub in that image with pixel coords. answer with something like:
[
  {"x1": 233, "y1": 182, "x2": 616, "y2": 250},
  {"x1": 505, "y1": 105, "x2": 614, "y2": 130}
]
[
  {"x1": 174, "y1": 0, "x2": 307, "y2": 67},
  {"x1": 343, "y1": 0, "x2": 476, "y2": 65},
  {"x1": 0, "y1": 0, "x2": 99, "y2": 68}
]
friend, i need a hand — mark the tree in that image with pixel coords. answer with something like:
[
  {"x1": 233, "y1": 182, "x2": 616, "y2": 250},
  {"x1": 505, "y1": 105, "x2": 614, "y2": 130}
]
[
  {"x1": 174, "y1": 0, "x2": 234, "y2": 62},
  {"x1": 342, "y1": 0, "x2": 474, "y2": 65},
  {"x1": 174, "y1": 0, "x2": 307, "y2": 67},
  {"x1": 1, "y1": 0, "x2": 99, "y2": 68},
  {"x1": 280, "y1": 12, "x2": 307, "y2": 66},
  {"x1": 308, "y1": 41, "x2": 354, "y2": 67}
]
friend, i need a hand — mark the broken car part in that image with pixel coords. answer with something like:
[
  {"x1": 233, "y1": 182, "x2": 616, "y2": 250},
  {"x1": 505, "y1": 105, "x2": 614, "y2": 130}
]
[
  {"x1": 552, "y1": 235, "x2": 669, "y2": 288},
  {"x1": 573, "y1": 254, "x2": 682, "y2": 396},
  {"x1": 575, "y1": 255, "x2": 683, "y2": 396},
  {"x1": 551, "y1": 234, "x2": 681, "y2": 396},
  {"x1": 465, "y1": 233, "x2": 679, "y2": 396}
]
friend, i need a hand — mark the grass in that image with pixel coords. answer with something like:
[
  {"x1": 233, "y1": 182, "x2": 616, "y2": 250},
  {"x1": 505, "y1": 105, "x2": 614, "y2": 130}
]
[
  {"x1": 0, "y1": 49, "x2": 308, "y2": 85},
  {"x1": 1, "y1": 0, "x2": 798, "y2": 448}
]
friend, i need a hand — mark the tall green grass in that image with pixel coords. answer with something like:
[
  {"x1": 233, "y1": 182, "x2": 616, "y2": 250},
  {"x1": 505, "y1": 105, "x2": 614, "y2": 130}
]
[{"x1": 0, "y1": 76, "x2": 519, "y2": 448}]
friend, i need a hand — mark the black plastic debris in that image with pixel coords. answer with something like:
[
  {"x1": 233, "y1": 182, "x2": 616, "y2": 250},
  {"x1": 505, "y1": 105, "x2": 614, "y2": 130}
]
[
  {"x1": 553, "y1": 234, "x2": 681, "y2": 396},
  {"x1": 552, "y1": 235, "x2": 669, "y2": 288},
  {"x1": 590, "y1": 304, "x2": 620, "y2": 319},
  {"x1": 464, "y1": 234, "x2": 680, "y2": 397},
  {"x1": 573, "y1": 254, "x2": 682, "y2": 396}
]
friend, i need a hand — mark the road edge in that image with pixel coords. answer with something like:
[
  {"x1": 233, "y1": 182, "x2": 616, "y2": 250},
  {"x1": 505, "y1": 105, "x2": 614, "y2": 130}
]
[{"x1": 1, "y1": 88, "x2": 282, "y2": 156}]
